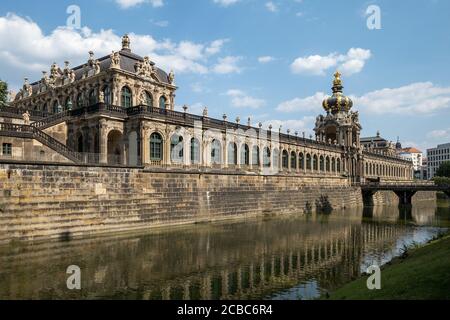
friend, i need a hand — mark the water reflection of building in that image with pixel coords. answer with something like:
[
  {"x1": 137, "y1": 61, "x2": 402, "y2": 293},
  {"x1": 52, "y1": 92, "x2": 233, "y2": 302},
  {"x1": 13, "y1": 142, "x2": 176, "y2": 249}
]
[{"x1": 0, "y1": 205, "x2": 426, "y2": 300}]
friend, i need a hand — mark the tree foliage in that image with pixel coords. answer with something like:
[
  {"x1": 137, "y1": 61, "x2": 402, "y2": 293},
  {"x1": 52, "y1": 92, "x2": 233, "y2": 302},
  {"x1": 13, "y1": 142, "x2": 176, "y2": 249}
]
[
  {"x1": 436, "y1": 161, "x2": 450, "y2": 178},
  {"x1": 0, "y1": 79, "x2": 8, "y2": 105}
]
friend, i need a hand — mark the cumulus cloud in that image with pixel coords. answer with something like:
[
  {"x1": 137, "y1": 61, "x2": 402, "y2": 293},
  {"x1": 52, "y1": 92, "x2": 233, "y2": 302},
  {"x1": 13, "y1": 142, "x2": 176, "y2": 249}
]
[
  {"x1": 261, "y1": 117, "x2": 315, "y2": 135},
  {"x1": 276, "y1": 92, "x2": 326, "y2": 113},
  {"x1": 213, "y1": 0, "x2": 241, "y2": 7},
  {"x1": 276, "y1": 82, "x2": 450, "y2": 116},
  {"x1": 226, "y1": 89, "x2": 266, "y2": 109},
  {"x1": 427, "y1": 128, "x2": 450, "y2": 140},
  {"x1": 290, "y1": 48, "x2": 371, "y2": 76},
  {"x1": 265, "y1": 2, "x2": 278, "y2": 12},
  {"x1": 258, "y1": 56, "x2": 275, "y2": 64},
  {"x1": 116, "y1": 0, "x2": 164, "y2": 9},
  {"x1": 355, "y1": 82, "x2": 450, "y2": 114},
  {"x1": 213, "y1": 56, "x2": 243, "y2": 74},
  {"x1": 0, "y1": 13, "x2": 236, "y2": 87}
]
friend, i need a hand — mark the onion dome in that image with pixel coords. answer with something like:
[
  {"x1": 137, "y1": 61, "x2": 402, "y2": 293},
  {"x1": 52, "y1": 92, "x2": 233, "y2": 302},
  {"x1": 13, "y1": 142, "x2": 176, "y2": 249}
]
[{"x1": 322, "y1": 71, "x2": 353, "y2": 114}]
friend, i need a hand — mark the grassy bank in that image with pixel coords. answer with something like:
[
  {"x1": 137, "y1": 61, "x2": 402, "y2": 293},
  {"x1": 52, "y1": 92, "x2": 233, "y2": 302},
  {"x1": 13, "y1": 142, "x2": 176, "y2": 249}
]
[{"x1": 327, "y1": 234, "x2": 450, "y2": 300}]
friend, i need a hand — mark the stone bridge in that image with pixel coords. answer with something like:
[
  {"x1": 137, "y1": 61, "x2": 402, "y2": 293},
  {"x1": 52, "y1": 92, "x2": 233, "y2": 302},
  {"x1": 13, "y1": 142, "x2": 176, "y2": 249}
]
[{"x1": 361, "y1": 182, "x2": 450, "y2": 205}]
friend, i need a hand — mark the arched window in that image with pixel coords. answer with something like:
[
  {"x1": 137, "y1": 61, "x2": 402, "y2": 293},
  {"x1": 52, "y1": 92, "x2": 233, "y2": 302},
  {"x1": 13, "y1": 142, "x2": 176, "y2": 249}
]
[
  {"x1": 42, "y1": 103, "x2": 48, "y2": 112},
  {"x1": 241, "y1": 144, "x2": 250, "y2": 166},
  {"x1": 320, "y1": 156, "x2": 325, "y2": 172},
  {"x1": 290, "y1": 151, "x2": 297, "y2": 170},
  {"x1": 273, "y1": 149, "x2": 280, "y2": 169},
  {"x1": 299, "y1": 152, "x2": 304, "y2": 170},
  {"x1": 52, "y1": 101, "x2": 60, "y2": 113},
  {"x1": 159, "y1": 96, "x2": 167, "y2": 109},
  {"x1": 337, "y1": 158, "x2": 341, "y2": 172},
  {"x1": 282, "y1": 150, "x2": 289, "y2": 169},
  {"x1": 252, "y1": 146, "x2": 260, "y2": 166},
  {"x1": 263, "y1": 147, "x2": 271, "y2": 168},
  {"x1": 211, "y1": 139, "x2": 221, "y2": 164},
  {"x1": 228, "y1": 142, "x2": 237, "y2": 165},
  {"x1": 103, "y1": 86, "x2": 111, "y2": 105},
  {"x1": 89, "y1": 89, "x2": 96, "y2": 105},
  {"x1": 332, "y1": 158, "x2": 336, "y2": 172},
  {"x1": 76, "y1": 93, "x2": 83, "y2": 108},
  {"x1": 64, "y1": 97, "x2": 72, "y2": 111},
  {"x1": 313, "y1": 155, "x2": 318, "y2": 171},
  {"x1": 150, "y1": 133, "x2": 163, "y2": 161},
  {"x1": 145, "y1": 91, "x2": 153, "y2": 107},
  {"x1": 326, "y1": 156, "x2": 330, "y2": 172},
  {"x1": 170, "y1": 135, "x2": 184, "y2": 163},
  {"x1": 306, "y1": 154, "x2": 312, "y2": 170},
  {"x1": 121, "y1": 86, "x2": 132, "y2": 108},
  {"x1": 191, "y1": 138, "x2": 200, "y2": 164}
]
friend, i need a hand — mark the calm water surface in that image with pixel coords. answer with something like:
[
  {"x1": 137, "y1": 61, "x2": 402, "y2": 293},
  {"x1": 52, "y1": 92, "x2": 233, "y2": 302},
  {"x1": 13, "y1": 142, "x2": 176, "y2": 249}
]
[{"x1": 0, "y1": 199, "x2": 449, "y2": 300}]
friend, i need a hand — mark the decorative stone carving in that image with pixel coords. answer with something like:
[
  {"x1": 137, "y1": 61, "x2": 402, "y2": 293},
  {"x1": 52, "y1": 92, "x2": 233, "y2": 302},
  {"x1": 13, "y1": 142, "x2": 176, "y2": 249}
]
[
  {"x1": 22, "y1": 78, "x2": 32, "y2": 98},
  {"x1": 168, "y1": 70, "x2": 175, "y2": 84},
  {"x1": 99, "y1": 91, "x2": 105, "y2": 103},
  {"x1": 139, "y1": 90, "x2": 147, "y2": 105},
  {"x1": 110, "y1": 51, "x2": 121, "y2": 69},
  {"x1": 135, "y1": 56, "x2": 155, "y2": 79},
  {"x1": 22, "y1": 110, "x2": 30, "y2": 125}
]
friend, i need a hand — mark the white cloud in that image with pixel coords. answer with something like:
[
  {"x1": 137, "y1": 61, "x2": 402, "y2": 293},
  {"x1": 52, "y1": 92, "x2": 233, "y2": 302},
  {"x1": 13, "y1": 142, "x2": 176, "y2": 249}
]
[
  {"x1": 261, "y1": 117, "x2": 315, "y2": 135},
  {"x1": 213, "y1": 56, "x2": 243, "y2": 74},
  {"x1": 290, "y1": 48, "x2": 371, "y2": 76},
  {"x1": 0, "y1": 13, "x2": 237, "y2": 88},
  {"x1": 276, "y1": 92, "x2": 326, "y2": 113},
  {"x1": 213, "y1": 0, "x2": 241, "y2": 7},
  {"x1": 226, "y1": 89, "x2": 266, "y2": 109},
  {"x1": 116, "y1": 0, "x2": 164, "y2": 9},
  {"x1": 427, "y1": 128, "x2": 450, "y2": 140},
  {"x1": 355, "y1": 82, "x2": 450, "y2": 114},
  {"x1": 258, "y1": 56, "x2": 275, "y2": 63},
  {"x1": 265, "y1": 2, "x2": 278, "y2": 12}
]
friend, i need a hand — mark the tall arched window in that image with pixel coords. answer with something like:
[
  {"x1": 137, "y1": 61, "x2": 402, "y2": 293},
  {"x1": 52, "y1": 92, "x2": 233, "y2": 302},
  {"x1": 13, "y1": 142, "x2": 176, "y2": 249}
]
[
  {"x1": 170, "y1": 135, "x2": 184, "y2": 163},
  {"x1": 290, "y1": 151, "x2": 297, "y2": 170},
  {"x1": 191, "y1": 138, "x2": 200, "y2": 164},
  {"x1": 332, "y1": 158, "x2": 336, "y2": 172},
  {"x1": 121, "y1": 86, "x2": 132, "y2": 108},
  {"x1": 89, "y1": 89, "x2": 96, "y2": 105},
  {"x1": 211, "y1": 139, "x2": 221, "y2": 164},
  {"x1": 64, "y1": 97, "x2": 72, "y2": 111},
  {"x1": 273, "y1": 149, "x2": 280, "y2": 169},
  {"x1": 313, "y1": 155, "x2": 318, "y2": 171},
  {"x1": 326, "y1": 156, "x2": 330, "y2": 172},
  {"x1": 252, "y1": 146, "x2": 260, "y2": 166},
  {"x1": 337, "y1": 158, "x2": 341, "y2": 172},
  {"x1": 228, "y1": 142, "x2": 237, "y2": 165},
  {"x1": 42, "y1": 103, "x2": 48, "y2": 112},
  {"x1": 145, "y1": 91, "x2": 153, "y2": 107},
  {"x1": 76, "y1": 93, "x2": 83, "y2": 108},
  {"x1": 52, "y1": 101, "x2": 60, "y2": 113},
  {"x1": 282, "y1": 150, "x2": 289, "y2": 169},
  {"x1": 159, "y1": 96, "x2": 167, "y2": 109},
  {"x1": 150, "y1": 133, "x2": 163, "y2": 161},
  {"x1": 103, "y1": 86, "x2": 111, "y2": 105},
  {"x1": 320, "y1": 156, "x2": 325, "y2": 172},
  {"x1": 299, "y1": 152, "x2": 304, "y2": 170},
  {"x1": 263, "y1": 147, "x2": 271, "y2": 168},
  {"x1": 241, "y1": 144, "x2": 250, "y2": 166},
  {"x1": 306, "y1": 154, "x2": 312, "y2": 170}
]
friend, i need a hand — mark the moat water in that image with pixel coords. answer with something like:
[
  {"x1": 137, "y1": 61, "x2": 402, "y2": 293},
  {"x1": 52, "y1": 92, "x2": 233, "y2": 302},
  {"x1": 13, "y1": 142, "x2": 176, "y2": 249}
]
[{"x1": 0, "y1": 199, "x2": 449, "y2": 300}]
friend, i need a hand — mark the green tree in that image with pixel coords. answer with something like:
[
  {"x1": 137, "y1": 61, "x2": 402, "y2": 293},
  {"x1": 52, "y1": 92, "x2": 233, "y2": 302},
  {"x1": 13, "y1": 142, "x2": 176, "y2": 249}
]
[
  {"x1": 0, "y1": 79, "x2": 8, "y2": 106},
  {"x1": 436, "y1": 161, "x2": 450, "y2": 178}
]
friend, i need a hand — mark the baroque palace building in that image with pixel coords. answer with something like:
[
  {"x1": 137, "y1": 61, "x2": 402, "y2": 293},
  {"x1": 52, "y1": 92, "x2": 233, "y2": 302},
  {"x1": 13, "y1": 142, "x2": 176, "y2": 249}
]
[{"x1": 1, "y1": 35, "x2": 414, "y2": 183}]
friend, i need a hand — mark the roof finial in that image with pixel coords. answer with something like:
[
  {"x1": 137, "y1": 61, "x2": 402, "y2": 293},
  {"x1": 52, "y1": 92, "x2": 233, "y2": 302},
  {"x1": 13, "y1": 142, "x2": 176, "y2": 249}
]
[
  {"x1": 333, "y1": 70, "x2": 342, "y2": 86},
  {"x1": 122, "y1": 34, "x2": 131, "y2": 52}
]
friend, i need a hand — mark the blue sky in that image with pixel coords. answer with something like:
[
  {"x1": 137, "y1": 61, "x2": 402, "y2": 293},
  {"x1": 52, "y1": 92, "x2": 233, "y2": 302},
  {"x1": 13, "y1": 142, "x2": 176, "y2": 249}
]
[{"x1": 1, "y1": 0, "x2": 450, "y2": 151}]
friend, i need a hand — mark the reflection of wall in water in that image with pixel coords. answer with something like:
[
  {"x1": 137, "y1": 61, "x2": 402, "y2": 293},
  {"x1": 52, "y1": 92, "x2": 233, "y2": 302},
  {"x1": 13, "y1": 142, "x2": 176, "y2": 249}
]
[{"x1": 0, "y1": 212, "x2": 411, "y2": 300}]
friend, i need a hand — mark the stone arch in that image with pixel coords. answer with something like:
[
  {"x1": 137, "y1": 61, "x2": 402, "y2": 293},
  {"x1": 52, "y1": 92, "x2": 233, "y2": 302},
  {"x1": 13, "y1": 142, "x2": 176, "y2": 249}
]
[
  {"x1": 121, "y1": 85, "x2": 133, "y2": 108},
  {"x1": 240, "y1": 143, "x2": 250, "y2": 166},
  {"x1": 282, "y1": 149, "x2": 289, "y2": 169},
  {"x1": 228, "y1": 142, "x2": 237, "y2": 165},
  {"x1": 252, "y1": 145, "x2": 260, "y2": 166},
  {"x1": 263, "y1": 147, "x2": 271, "y2": 168},
  {"x1": 306, "y1": 153, "x2": 312, "y2": 170},
  {"x1": 107, "y1": 130, "x2": 123, "y2": 165},
  {"x1": 290, "y1": 151, "x2": 297, "y2": 170},
  {"x1": 150, "y1": 131, "x2": 164, "y2": 162}
]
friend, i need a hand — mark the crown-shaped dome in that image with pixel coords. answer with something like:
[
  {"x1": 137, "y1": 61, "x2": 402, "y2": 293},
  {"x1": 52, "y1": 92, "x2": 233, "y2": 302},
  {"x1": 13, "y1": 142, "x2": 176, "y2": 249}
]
[{"x1": 322, "y1": 71, "x2": 353, "y2": 114}]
